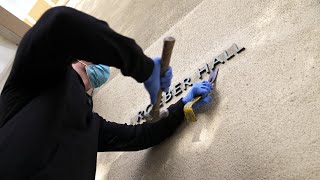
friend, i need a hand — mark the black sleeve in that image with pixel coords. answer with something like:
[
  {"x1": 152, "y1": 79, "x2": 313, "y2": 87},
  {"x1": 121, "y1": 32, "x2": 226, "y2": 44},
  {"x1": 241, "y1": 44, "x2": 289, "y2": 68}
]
[
  {"x1": 4, "y1": 6, "x2": 153, "y2": 93},
  {"x1": 0, "y1": 6, "x2": 153, "y2": 129},
  {"x1": 97, "y1": 99, "x2": 185, "y2": 151}
]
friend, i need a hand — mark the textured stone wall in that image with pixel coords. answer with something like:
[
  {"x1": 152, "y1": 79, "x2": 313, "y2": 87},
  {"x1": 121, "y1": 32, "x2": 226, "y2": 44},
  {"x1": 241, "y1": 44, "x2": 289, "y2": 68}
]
[{"x1": 76, "y1": 0, "x2": 320, "y2": 179}]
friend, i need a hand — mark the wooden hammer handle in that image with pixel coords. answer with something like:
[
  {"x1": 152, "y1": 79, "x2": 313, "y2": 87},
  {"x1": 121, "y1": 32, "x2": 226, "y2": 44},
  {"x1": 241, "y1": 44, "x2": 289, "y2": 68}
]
[
  {"x1": 150, "y1": 37, "x2": 175, "y2": 119},
  {"x1": 160, "y1": 36, "x2": 175, "y2": 75}
]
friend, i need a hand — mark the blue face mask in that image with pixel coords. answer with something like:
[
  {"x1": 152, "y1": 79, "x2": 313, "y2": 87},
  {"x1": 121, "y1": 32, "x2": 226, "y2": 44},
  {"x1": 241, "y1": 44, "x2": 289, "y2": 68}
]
[{"x1": 85, "y1": 64, "x2": 110, "y2": 89}]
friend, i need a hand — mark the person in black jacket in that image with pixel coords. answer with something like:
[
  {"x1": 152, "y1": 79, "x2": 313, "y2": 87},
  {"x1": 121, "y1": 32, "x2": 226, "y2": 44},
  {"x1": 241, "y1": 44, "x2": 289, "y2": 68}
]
[{"x1": 0, "y1": 7, "x2": 213, "y2": 180}]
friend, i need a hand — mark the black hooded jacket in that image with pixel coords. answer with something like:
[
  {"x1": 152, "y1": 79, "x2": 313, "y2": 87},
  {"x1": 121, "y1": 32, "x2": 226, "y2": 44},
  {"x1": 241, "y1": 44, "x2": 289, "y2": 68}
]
[{"x1": 0, "y1": 7, "x2": 184, "y2": 180}]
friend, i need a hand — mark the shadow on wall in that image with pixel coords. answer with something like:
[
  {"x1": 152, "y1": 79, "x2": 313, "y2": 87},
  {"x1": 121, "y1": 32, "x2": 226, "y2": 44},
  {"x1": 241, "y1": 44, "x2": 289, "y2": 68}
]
[{"x1": 190, "y1": 90, "x2": 222, "y2": 144}]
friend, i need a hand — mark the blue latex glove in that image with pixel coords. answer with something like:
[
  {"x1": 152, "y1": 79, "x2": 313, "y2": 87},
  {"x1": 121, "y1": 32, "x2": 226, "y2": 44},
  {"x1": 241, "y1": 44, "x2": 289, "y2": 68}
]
[
  {"x1": 144, "y1": 57, "x2": 173, "y2": 104},
  {"x1": 161, "y1": 66, "x2": 172, "y2": 92},
  {"x1": 182, "y1": 81, "x2": 214, "y2": 108}
]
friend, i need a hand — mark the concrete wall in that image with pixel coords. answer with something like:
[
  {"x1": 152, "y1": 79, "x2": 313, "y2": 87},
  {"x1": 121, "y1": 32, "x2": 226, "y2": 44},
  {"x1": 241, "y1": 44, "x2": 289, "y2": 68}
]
[
  {"x1": 0, "y1": 6, "x2": 31, "y2": 44},
  {"x1": 71, "y1": 0, "x2": 205, "y2": 90},
  {"x1": 72, "y1": 0, "x2": 204, "y2": 50},
  {"x1": 0, "y1": 0, "x2": 38, "y2": 20},
  {"x1": 75, "y1": 0, "x2": 320, "y2": 179},
  {"x1": 1, "y1": 0, "x2": 70, "y2": 26},
  {"x1": 0, "y1": 6, "x2": 27, "y2": 91},
  {"x1": 0, "y1": 35, "x2": 17, "y2": 91}
]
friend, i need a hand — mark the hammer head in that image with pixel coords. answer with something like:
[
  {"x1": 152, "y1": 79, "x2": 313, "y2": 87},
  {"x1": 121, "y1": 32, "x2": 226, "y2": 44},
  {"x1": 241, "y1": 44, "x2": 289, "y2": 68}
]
[{"x1": 144, "y1": 108, "x2": 169, "y2": 123}]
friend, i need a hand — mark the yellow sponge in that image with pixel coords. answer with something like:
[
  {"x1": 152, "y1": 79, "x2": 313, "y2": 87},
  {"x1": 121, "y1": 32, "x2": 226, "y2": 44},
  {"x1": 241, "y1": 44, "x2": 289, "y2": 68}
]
[{"x1": 183, "y1": 96, "x2": 201, "y2": 122}]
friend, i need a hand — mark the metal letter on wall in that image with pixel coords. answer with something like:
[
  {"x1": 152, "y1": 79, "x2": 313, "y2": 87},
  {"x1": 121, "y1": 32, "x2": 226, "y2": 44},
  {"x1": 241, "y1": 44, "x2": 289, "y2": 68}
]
[{"x1": 136, "y1": 43, "x2": 245, "y2": 121}]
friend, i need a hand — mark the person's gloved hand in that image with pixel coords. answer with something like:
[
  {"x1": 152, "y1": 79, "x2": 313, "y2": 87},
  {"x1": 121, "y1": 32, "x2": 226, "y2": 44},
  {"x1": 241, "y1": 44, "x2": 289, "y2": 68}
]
[
  {"x1": 182, "y1": 81, "x2": 214, "y2": 108},
  {"x1": 144, "y1": 57, "x2": 173, "y2": 104},
  {"x1": 160, "y1": 66, "x2": 172, "y2": 92}
]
